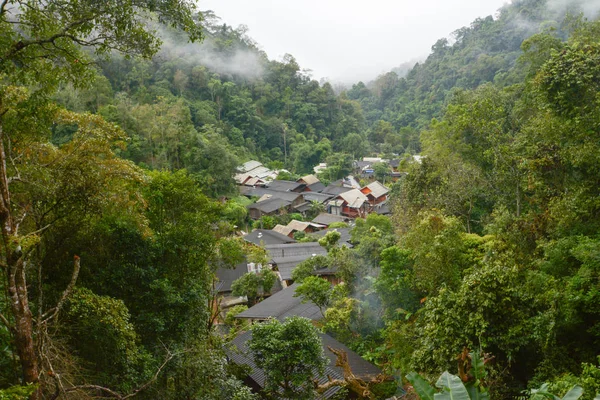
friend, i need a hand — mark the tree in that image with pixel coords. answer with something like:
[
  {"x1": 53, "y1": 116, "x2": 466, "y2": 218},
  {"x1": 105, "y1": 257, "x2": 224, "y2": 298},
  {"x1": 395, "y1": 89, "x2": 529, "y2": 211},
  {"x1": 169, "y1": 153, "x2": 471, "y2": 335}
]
[
  {"x1": 248, "y1": 317, "x2": 327, "y2": 399},
  {"x1": 295, "y1": 276, "x2": 332, "y2": 316},
  {"x1": 0, "y1": 1, "x2": 201, "y2": 396}
]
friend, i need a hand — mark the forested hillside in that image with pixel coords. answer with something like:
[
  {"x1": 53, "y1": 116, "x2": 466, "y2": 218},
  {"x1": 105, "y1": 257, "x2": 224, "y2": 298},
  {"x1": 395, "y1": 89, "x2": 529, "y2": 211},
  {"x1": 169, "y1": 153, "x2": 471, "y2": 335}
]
[{"x1": 1, "y1": 0, "x2": 600, "y2": 399}]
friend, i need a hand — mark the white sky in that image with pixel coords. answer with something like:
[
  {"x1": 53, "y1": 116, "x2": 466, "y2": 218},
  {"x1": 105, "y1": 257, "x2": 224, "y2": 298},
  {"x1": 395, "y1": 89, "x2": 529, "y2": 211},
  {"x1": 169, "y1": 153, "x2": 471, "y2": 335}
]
[{"x1": 199, "y1": 0, "x2": 511, "y2": 83}]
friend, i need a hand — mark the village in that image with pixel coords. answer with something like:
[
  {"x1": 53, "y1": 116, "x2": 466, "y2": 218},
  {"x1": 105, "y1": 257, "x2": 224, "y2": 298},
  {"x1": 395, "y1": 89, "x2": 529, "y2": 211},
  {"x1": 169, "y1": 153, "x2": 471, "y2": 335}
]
[{"x1": 213, "y1": 157, "x2": 408, "y2": 397}]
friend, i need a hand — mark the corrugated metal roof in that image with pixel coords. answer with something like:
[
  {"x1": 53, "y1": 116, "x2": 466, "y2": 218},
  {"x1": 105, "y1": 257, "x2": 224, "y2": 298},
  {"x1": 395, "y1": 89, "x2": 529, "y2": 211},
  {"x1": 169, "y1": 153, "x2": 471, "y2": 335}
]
[
  {"x1": 225, "y1": 329, "x2": 382, "y2": 399},
  {"x1": 303, "y1": 192, "x2": 333, "y2": 203},
  {"x1": 240, "y1": 187, "x2": 303, "y2": 203},
  {"x1": 312, "y1": 213, "x2": 353, "y2": 226},
  {"x1": 272, "y1": 224, "x2": 294, "y2": 237},
  {"x1": 337, "y1": 189, "x2": 368, "y2": 208},
  {"x1": 363, "y1": 181, "x2": 389, "y2": 199},
  {"x1": 247, "y1": 198, "x2": 291, "y2": 213},
  {"x1": 299, "y1": 174, "x2": 320, "y2": 186},
  {"x1": 238, "y1": 160, "x2": 263, "y2": 173},
  {"x1": 265, "y1": 180, "x2": 304, "y2": 192},
  {"x1": 215, "y1": 262, "x2": 248, "y2": 292},
  {"x1": 235, "y1": 283, "x2": 322, "y2": 321},
  {"x1": 244, "y1": 230, "x2": 296, "y2": 246}
]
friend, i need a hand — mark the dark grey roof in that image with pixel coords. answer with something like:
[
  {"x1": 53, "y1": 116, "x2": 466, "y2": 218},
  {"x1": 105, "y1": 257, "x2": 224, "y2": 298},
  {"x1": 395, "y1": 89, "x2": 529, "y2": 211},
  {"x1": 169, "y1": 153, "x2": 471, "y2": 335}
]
[
  {"x1": 235, "y1": 283, "x2": 322, "y2": 321},
  {"x1": 322, "y1": 181, "x2": 354, "y2": 196},
  {"x1": 244, "y1": 230, "x2": 296, "y2": 246},
  {"x1": 264, "y1": 180, "x2": 305, "y2": 192},
  {"x1": 374, "y1": 202, "x2": 391, "y2": 215},
  {"x1": 388, "y1": 159, "x2": 401, "y2": 168},
  {"x1": 240, "y1": 186, "x2": 303, "y2": 203},
  {"x1": 307, "y1": 182, "x2": 326, "y2": 193},
  {"x1": 302, "y1": 192, "x2": 333, "y2": 203},
  {"x1": 294, "y1": 202, "x2": 312, "y2": 213},
  {"x1": 215, "y1": 262, "x2": 247, "y2": 292},
  {"x1": 312, "y1": 213, "x2": 353, "y2": 226},
  {"x1": 226, "y1": 330, "x2": 382, "y2": 399},
  {"x1": 265, "y1": 243, "x2": 328, "y2": 280},
  {"x1": 247, "y1": 198, "x2": 292, "y2": 214}
]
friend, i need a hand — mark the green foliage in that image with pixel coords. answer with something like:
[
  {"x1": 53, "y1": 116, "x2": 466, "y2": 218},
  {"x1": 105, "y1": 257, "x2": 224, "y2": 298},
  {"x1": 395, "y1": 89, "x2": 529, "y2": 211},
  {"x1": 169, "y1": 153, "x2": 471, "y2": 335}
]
[
  {"x1": 407, "y1": 353, "x2": 489, "y2": 400},
  {"x1": 231, "y1": 273, "x2": 261, "y2": 302},
  {"x1": 318, "y1": 230, "x2": 341, "y2": 251},
  {"x1": 0, "y1": 385, "x2": 37, "y2": 400},
  {"x1": 232, "y1": 268, "x2": 278, "y2": 302},
  {"x1": 248, "y1": 317, "x2": 327, "y2": 399},
  {"x1": 291, "y1": 255, "x2": 330, "y2": 283},
  {"x1": 64, "y1": 288, "x2": 152, "y2": 391},
  {"x1": 401, "y1": 211, "x2": 470, "y2": 294},
  {"x1": 294, "y1": 276, "x2": 332, "y2": 315},
  {"x1": 259, "y1": 269, "x2": 278, "y2": 295}
]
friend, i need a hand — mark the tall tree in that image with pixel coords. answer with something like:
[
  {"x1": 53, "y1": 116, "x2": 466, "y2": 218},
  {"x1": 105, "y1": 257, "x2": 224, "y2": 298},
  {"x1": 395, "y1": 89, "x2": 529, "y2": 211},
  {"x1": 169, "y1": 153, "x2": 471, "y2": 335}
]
[{"x1": 0, "y1": 1, "x2": 201, "y2": 396}]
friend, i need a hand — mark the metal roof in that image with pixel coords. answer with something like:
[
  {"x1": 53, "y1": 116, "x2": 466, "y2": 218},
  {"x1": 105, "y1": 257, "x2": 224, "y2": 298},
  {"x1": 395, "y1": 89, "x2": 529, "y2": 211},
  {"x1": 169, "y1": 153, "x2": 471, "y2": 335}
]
[
  {"x1": 264, "y1": 180, "x2": 304, "y2": 192},
  {"x1": 337, "y1": 189, "x2": 368, "y2": 209},
  {"x1": 299, "y1": 174, "x2": 320, "y2": 186},
  {"x1": 244, "y1": 229, "x2": 296, "y2": 246},
  {"x1": 265, "y1": 243, "x2": 328, "y2": 280},
  {"x1": 302, "y1": 192, "x2": 333, "y2": 203},
  {"x1": 247, "y1": 198, "x2": 291, "y2": 214},
  {"x1": 307, "y1": 182, "x2": 326, "y2": 192},
  {"x1": 272, "y1": 224, "x2": 294, "y2": 237},
  {"x1": 240, "y1": 187, "x2": 303, "y2": 203},
  {"x1": 226, "y1": 329, "x2": 382, "y2": 398},
  {"x1": 215, "y1": 262, "x2": 248, "y2": 293},
  {"x1": 312, "y1": 213, "x2": 353, "y2": 226},
  {"x1": 363, "y1": 181, "x2": 389, "y2": 199},
  {"x1": 235, "y1": 283, "x2": 322, "y2": 321},
  {"x1": 238, "y1": 160, "x2": 263, "y2": 173}
]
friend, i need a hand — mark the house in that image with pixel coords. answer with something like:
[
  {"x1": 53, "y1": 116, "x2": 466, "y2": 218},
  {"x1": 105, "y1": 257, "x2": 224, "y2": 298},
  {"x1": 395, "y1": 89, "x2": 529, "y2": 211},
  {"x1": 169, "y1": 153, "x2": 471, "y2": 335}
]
[
  {"x1": 387, "y1": 159, "x2": 401, "y2": 171},
  {"x1": 239, "y1": 187, "x2": 304, "y2": 208},
  {"x1": 302, "y1": 192, "x2": 333, "y2": 204},
  {"x1": 226, "y1": 330, "x2": 382, "y2": 399},
  {"x1": 297, "y1": 175, "x2": 326, "y2": 192},
  {"x1": 235, "y1": 283, "x2": 322, "y2": 322},
  {"x1": 374, "y1": 202, "x2": 391, "y2": 215},
  {"x1": 272, "y1": 224, "x2": 294, "y2": 237},
  {"x1": 294, "y1": 192, "x2": 334, "y2": 216},
  {"x1": 215, "y1": 262, "x2": 248, "y2": 294},
  {"x1": 334, "y1": 189, "x2": 369, "y2": 218},
  {"x1": 321, "y1": 179, "x2": 354, "y2": 196},
  {"x1": 311, "y1": 213, "x2": 353, "y2": 227},
  {"x1": 264, "y1": 179, "x2": 305, "y2": 193},
  {"x1": 265, "y1": 242, "x2": 328, "y2": 284},
  {"x1": 237, "y1": 160, "x2": 263, "y2": 173},
  {"x1": 313, "y1": 162, "x2": 327, "y2": 174},
  {"x1": 360, "y1": 181, "x2": 389, "y2": 206},
  {"x1": 247, "y1": 198, "x2": 291, "y2": 219},
  {"x1": 244, "y1": 229, "x2": 297, "y2": 246},
  {"x1": 273, "y1": 220, "x2": 325, "y2": 238}
]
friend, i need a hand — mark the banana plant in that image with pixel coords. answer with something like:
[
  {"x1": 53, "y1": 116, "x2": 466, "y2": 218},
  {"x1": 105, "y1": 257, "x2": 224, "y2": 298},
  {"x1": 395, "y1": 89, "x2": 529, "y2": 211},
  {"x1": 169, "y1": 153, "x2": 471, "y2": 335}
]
[
  {"x1": 529, "y1": 383, "x2": 584, "y2": 400},
  {"x1": 406, "y1": 351, "x2": 489, "y2": 400}
]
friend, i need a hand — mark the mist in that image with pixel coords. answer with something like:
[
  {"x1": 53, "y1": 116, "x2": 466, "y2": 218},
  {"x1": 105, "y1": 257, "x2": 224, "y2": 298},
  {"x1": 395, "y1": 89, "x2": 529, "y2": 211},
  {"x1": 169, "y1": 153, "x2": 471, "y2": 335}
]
[
  {"x1": 548, "y1": 0, "x2": 600, "y2": 18},
  {"x1": 154, "y1": 23, "x2": 265, "y2": 80}
]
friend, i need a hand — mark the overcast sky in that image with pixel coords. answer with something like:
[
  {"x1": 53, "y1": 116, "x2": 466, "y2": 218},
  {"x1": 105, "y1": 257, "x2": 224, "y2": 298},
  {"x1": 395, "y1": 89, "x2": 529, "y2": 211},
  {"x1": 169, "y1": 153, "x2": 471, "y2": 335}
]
[{"x1": 199, "y1": 0, "x2": 511, "y2": 83}]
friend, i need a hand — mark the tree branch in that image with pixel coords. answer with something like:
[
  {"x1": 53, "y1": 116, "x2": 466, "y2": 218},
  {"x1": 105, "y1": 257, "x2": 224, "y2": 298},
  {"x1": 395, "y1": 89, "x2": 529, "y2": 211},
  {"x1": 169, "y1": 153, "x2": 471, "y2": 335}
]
[
  {"x1": 41, "y1": 255, "x2": 80, "y2": 324},
  {"x1": 63, "y1": 350, "x2": 174, "y2": 399},
  {"x1": 0, "y1": 0, "x2": 9, "y2": 17},
  {"x1": 0, "y1": 311, "x2": 11, "y2": 329}
]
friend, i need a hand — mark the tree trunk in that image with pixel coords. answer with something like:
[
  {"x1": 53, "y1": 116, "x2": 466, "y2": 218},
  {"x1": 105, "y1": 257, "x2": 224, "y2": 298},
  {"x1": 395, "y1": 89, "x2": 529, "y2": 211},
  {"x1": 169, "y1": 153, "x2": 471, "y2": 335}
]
[{"x1": 0, "y1": 121, "x2": 40, "y2": 399}]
